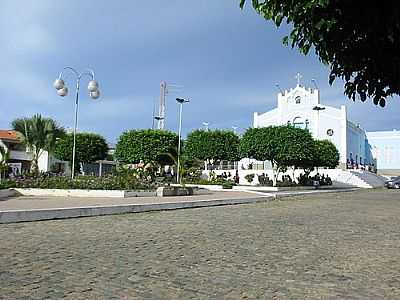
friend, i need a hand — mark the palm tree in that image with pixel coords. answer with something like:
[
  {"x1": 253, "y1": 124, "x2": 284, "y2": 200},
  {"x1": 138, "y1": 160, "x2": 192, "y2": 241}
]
[
  {"x1": 12, "y1": 114, "x2": 65, "y2": 175},
  {"x1": 0, "y1": 144, "x2": 10, "y2": 181}
]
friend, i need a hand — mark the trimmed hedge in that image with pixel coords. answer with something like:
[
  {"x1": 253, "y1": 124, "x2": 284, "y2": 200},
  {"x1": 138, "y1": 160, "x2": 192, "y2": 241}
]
[{"x1": 8, "y1": 174, "x2": 156, "y2": 191}]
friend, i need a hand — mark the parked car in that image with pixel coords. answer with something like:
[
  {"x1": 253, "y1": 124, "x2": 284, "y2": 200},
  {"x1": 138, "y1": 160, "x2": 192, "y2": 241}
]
[{"x1": 384, "y1": 176, "x2": 400, "y2": 189}]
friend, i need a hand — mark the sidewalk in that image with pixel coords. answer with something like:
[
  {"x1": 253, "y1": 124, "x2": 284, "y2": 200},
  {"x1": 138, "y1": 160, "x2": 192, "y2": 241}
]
[{"x1": 0, "y1": 188, "x2": 357, "y2": 223}]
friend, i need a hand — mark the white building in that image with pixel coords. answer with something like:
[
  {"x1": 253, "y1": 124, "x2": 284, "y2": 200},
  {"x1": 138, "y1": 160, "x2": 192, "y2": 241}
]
[
  {"x1": 253, "y1": 82, "x2": 374, "y2": 169},
  {"x1": 0, "y1": 130, "x2": 68, "y2": 175}
]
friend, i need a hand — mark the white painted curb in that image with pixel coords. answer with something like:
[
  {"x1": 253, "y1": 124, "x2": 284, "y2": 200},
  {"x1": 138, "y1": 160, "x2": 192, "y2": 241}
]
[
  {"x1": 0, "y1": 196, "x2": 270, "y2": 224},
  {"x1": 0, "y1": 189, "x2": 18, "y2": 199}
]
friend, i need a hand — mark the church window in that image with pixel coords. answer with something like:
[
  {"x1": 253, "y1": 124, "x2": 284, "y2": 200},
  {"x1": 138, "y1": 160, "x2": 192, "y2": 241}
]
[
  {"x1": 293, "y1": 117, "x2": 306, "y2": 129},
  {"x1": 305, "y1": 119, "x2": 309, "y2": 130},
  {"x1": 295, "y1": 96, "x2": 301, "y2": 104}
]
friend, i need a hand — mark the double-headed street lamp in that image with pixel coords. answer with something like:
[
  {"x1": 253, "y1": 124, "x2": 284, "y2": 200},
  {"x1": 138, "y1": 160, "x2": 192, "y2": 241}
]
[
  {"x1": 53, "y1": 67, "x2": 101, "y2": 179},
  {"x1": 176, "y1": 97, "x2": 189, "y2": 184}
]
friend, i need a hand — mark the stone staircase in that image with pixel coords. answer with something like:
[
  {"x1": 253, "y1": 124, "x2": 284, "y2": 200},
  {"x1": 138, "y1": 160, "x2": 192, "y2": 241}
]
[
  {"x1": 348, "y1": 170, "x2": 387, "y2": 188},
  {"x1": 321, "y1": 169, "x2": 386, "y2": 188}
]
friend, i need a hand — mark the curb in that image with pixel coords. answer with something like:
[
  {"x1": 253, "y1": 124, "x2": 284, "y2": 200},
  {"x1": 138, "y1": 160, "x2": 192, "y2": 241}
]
[
  {"x1": 0, "y1": 196, "x2": 272, "y2": 224},
  {"x1": 0, "y1": 188, "x2": 358, "y2": 224}
]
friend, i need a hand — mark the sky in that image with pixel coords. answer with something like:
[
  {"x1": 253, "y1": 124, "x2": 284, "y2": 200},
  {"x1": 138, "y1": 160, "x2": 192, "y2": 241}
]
[{"x1": 0, "y1": 1, "x2": 398, "y2": 143}]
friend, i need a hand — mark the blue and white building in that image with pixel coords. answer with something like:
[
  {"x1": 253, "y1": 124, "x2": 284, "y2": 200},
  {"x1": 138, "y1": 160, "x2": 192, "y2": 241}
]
[
  {"x1": 253, "y1": 82, "x2": 375, "y2": 169},
  {"x1": 367, "y1": 130, "x2": 400, "y2": 173}
]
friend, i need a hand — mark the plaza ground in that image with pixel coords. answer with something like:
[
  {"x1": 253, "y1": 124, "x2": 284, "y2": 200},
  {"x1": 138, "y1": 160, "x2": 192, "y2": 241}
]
[{"x1": 1, "y1": 189, "x2": 399, "y2": 299}]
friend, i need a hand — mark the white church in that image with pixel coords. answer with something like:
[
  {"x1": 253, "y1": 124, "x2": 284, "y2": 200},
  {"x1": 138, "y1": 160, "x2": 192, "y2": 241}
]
[{"x1": 253, "y1": 77, "x2": 374, "y2": 170}]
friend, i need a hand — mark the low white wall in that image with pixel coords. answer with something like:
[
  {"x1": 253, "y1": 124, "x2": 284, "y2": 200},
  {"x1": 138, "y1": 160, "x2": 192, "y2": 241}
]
[
  {"x1": 203, "y1": 169, "x2": 340, "y2": 186},
  {"x1": 15, "y1": 188, "x2": 126, "y2": 198},
  {"x1": 0, "y1": 189, "x2": 18, "y2": 199}
]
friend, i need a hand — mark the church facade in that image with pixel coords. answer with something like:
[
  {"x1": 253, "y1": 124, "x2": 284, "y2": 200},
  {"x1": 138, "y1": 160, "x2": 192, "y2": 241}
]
[{"x1": 253, "y1": 83, "x2": 374, "y2": 169}]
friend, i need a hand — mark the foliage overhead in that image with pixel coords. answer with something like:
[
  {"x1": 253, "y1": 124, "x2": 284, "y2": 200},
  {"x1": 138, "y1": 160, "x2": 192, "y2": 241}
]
[
  {"x1": 185, "y1": 130, "x2": 240, "y2": 162},
  {"x1": 313, "y1": 139, "x2": 340, "y2": 169},
  {"x1": 53, "y1": 132, "x2": 108, "y2": 166},
  {"x1": 12, "y1": 114, "x2": 65, "y2": 173},
  {"x1": 240, "y1": 0, "x2": 400, "y2": 107},
  {"x1": 115, "y1": 129, "x2": 179, "y2": 165}
]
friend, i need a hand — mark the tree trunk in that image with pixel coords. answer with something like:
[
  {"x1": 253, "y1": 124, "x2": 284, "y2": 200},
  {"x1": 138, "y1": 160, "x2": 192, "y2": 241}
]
[{"x1": 272, "y1": 162, "x2": 278, "y2": 187}]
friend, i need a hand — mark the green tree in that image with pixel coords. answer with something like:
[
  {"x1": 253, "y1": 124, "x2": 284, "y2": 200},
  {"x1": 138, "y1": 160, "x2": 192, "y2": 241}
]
[
  {"x1": 53, "y1": 133, "x2": 108, "y2": 172},
  {"x1": 115, "y1": 129, "x2": 178, "y2": 165},
  {"x1": 12, "y1": 114, "x2": 65, "y2": 174},
  {"x1": 240, "y1": 126, "x2": 314, "y2": 186},
  {"x1": 185, "y1": 130, "x2": 240, "y2": 165},
  {"x1": 0, "y1": 144, "x2": 10, "y2": 181},
  {"x1": 313, "y1": 139, "x2": 340, "y2": 169},
  {"x1": 240, "y1": 0, "x2": 400, "y2": 107}
]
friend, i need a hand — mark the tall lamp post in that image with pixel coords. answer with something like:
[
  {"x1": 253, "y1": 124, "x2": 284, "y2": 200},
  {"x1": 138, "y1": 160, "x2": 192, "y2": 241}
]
[
  {"x1": 176, "y1": 97, "x2": 189, "y2": 184},
  {"x1": 53, "y1": 67, "x2": 100, "y2": 179},
  {"x1": 312, "y1": 105, "x2": 325, "y2": 138}
]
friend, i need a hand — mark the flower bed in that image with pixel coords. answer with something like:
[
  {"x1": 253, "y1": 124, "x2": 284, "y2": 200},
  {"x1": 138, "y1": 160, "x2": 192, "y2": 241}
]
[{"x1": 5, "y1": 174, "x2": 156, "y2": 191}]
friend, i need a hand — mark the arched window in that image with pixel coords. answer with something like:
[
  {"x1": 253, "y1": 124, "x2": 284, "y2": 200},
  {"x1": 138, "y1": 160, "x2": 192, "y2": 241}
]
[
  {"x1": 295, "y1": 96, "x2": 301, "y2": 104},
  {"x1": 293, "y1": 116, "x2": 306, "y2": 129}
]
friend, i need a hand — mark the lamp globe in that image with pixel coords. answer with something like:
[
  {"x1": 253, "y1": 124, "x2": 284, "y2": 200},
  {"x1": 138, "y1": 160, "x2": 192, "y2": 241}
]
[
  {"x1": 90, "y1": 89, "x2": 100, "y2": 99},
  {"x1": 57, "y1": 87, "x2": 68, "y2": 97},
  {"x1": 53, "y1": 79, "x2": 65, "y2": 90},
  {"x1": 88, "y1": 80, "x2": 99, "y2": 92}
]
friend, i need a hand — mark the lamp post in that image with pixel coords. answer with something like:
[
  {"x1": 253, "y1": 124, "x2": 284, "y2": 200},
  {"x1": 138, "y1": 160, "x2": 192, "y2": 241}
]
[
  {"x1": 176, "y1": 97, "x2": 189, "y2": 184},
  {"x1": 53, "y1": 67, "x2": 100, "y2": 179},
  {"x1": 153, "y1": 116, "x2": 164, "y2": 130},
  {"x1": 312, "y1": 105, "x2": 325, "y2": 138}
]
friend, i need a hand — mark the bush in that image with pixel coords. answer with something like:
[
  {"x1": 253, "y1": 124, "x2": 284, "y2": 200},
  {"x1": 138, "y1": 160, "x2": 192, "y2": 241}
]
[
  {"x1": 222, "y1": 180, "x2": 235, "y2": 189},
  {"x1": 0, "y1": 180, "x2": 16, "y2": 190},
  {"x1": 183, "y1": 167, "x2": 203, "y2": 183},
  {"x1": 10, "y1": 171, "x2": 157, "y2": 191}
]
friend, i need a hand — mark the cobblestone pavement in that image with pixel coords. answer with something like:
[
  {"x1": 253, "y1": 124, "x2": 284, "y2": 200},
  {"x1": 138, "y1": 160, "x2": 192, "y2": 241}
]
[{"x1": 1, "y1": 189, "x2": 400, "y2": 299}]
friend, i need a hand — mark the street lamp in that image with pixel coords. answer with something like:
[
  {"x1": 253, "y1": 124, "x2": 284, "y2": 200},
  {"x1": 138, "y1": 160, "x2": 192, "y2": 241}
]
[
  {"x1": 54, "y1": 67, "x2": 100, "y2": 179},
  {"x1": 153, "y1": 116, "x2": 164, "y2": 129},
  {"x1": 312, "y1": 105, "x2": 325, "y2": 138},
  {"x1": 176, "y1": 97, "x2": 189, "y2": 184}
]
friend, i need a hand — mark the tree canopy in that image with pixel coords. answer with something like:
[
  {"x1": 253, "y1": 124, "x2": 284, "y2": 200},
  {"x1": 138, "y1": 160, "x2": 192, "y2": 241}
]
[
  {"x1": 185, "y1": 129, "x2": 240, "y2": 162},
  {"x1": 240, "y1": 0, "x2": 400, "y2": 107},
  {"x1": 313, "y1": 139, "x2": 340, "y2": 169},
  {"x1": 115, "y1": 129, "x2": 178, "y2": 165},
  {"x1": 12, "y1": 114, "x2": 65, "y2": 173},
  {"x1": 240, "y1": 125, "x2": 315, "y2": 185},
  {"x1": 53, "y1": 133, "x2": 108, "y2": 167}
]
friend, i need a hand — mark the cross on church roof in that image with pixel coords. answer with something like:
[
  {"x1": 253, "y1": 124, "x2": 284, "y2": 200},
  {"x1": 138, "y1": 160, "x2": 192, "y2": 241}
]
[{"x1": 295, "y1": 73, "x2": 302, "y2": 86}]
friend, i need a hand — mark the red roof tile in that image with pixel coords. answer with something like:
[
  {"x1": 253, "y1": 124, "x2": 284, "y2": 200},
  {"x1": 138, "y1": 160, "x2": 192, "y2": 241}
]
[{"x1": 0, "y1": 130, "x2": 20, "y2": 142}]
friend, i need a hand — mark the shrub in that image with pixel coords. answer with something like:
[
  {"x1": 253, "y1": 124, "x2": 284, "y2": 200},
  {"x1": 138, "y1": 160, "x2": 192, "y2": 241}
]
[
  {"x1": 11, "y1": 171, "x2": 157, "y2": 191},
  {"x1": 0, "y1": 180, "x2": 16, "y2": 190},
  {"x1": 222, "y1": 180, "x2": 235, "y2": 189}
]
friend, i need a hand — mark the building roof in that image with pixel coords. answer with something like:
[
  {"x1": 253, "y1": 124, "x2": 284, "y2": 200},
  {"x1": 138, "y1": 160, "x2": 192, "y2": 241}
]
[{"x1": 0, "y1": 130, "x2": 20, "y2": 142}]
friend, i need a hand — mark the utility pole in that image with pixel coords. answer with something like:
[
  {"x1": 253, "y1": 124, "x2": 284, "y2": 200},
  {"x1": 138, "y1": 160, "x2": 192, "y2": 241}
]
[{"x1": 157, "y1": 81, "x2": 167, "y2": 130}]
